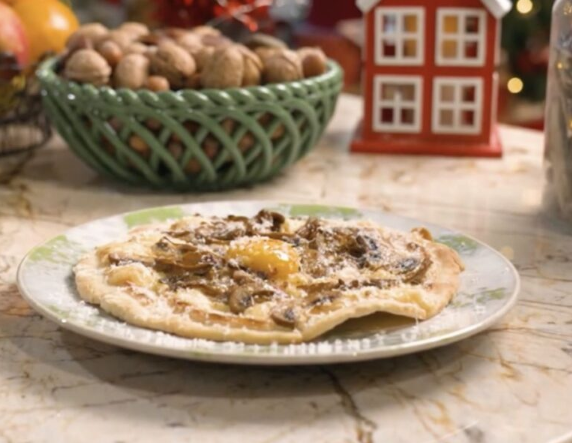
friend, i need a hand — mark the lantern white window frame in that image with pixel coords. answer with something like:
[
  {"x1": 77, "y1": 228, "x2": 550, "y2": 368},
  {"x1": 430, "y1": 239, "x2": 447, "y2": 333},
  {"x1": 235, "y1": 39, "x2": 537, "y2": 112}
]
[
  {"x1": 432, "y1": 77, "x2": 483, "y2": 135},
  {"x1": 374, "y1": 7, "x2": 425, "y2": 66},
  {"x1": 435, "y1": 8, "x2": 487, "y2": 67},
  {"x1": 373, "y1": 75, "x2": 423, "y2": 133}
]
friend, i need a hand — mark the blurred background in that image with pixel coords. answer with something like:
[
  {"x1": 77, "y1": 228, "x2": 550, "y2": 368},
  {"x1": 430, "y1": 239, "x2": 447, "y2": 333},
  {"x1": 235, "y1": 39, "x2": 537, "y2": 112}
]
[{"x1": 74, "y1": 0, "x2": 552, "y2": 130}]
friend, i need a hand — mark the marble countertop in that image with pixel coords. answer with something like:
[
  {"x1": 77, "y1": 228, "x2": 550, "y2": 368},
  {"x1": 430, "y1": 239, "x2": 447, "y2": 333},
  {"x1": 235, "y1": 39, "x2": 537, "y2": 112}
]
[{"x1": 1, "y1": 94, "x2": 571, "y2": 443}]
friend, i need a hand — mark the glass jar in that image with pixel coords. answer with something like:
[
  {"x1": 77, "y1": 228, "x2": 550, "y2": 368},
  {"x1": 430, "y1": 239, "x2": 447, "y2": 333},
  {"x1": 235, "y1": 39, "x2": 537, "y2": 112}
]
[{"x1": 545, "y1": 0, "x2": 572, "y2": 219}]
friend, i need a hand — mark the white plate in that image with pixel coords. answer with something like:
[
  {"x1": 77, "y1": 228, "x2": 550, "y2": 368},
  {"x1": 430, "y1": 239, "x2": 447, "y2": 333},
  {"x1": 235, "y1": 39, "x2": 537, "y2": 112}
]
[{"x1": 17, "y1": 201, "x2": 519, "y2": 365}]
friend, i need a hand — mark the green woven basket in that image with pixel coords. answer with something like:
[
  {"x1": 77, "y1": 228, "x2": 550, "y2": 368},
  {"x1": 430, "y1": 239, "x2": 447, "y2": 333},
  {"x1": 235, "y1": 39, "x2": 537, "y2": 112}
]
[{"x1": 37, "y1": 58, "x2": 343, "y2": 191}]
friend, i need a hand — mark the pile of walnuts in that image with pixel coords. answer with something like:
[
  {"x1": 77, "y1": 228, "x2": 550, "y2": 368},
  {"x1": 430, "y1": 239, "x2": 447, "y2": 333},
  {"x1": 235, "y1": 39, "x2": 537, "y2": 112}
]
[{"x1": 58, "y1": 22, "x2": 329, "y2": 91}]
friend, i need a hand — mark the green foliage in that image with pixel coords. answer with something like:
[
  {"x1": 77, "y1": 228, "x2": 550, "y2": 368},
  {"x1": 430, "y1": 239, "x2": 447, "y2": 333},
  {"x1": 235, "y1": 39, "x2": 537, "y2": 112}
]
[{"x1": 502, "y1": 0, "x2": 552, "y2": 101}]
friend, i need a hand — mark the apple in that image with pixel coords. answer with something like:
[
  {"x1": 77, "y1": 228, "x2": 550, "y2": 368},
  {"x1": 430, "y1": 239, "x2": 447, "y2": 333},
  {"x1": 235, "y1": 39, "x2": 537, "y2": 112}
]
[{"x1": 0, "y1": 2, "x2": 29, "y2": 70}]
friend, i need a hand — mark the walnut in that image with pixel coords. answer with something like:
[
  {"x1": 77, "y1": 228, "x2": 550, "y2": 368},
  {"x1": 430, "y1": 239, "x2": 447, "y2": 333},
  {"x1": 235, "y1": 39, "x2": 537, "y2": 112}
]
[
  {"x1": 193, "y1": 46, "x2": 215, "y2": 71},
  {"x1": 145, "y1": 75, "x2": 170, "y2": 92},
  {"x1": 98, "y1": 30, "x2": 137, "y2": 50},
  {"x1": 65, "y1": 35, "x2": 94, "y2": 53},
  {"x1": 114, "y1": 54, "x2": 149, "y2": 89},
  {"x1": 235, "y1": 45, "x2": 262, "y2": 86},
  {"x1": 124, "y1": 42, "x2": 149, "y2": 56},
  {"x1": 146, "y1": 46, "x2": 158, "y2": 57},
  {"x1": 259, "y1": 113, "x2": 285, "y2": 139},
  {"x1": 184, "y1": 121, "x2": 199, "y2": 133},
  {"x1": 297, "y1": 47, "x2": 327, "y2": 78},
  {"x1": 201, "y1": 46, "x2": 243, "y2": 89},
  {"x1": 203, "y1": 136, "x2": 219, "y2": 158},
  {"x1": 97, "y1": 40, "x2": 123, "y2": 68},
  {"x1": 163, "y1": 27, "x2": 189, "y2": 40},
  {"x1": 145, "y1": 118, "x2": 162, "y2": 131},
  {"x1": 191, "y1": 26, "x2": 221, "y2": 36},
  {"x1": 177, "y1": 33, "x2": 203, "y2": 54},
  {"x1": 168, "y1": 141, "x2": 184, "y2": 160},
  {"x1": 108, "y1": 117, "x2": 122, "y2": 132},
  {"x1": 238, "y1": 133, "x2": 255, "y2": 152},
  {"x1": 271, "y1": 124, "x2": 285, "y2": 139},
  {"x1": 118, "y1": 22, "x2": 149, "y2": 39},
  {"x1": 262, "y1": 49, "x2": 303, "y2": 84},
  {"x1": 221, "y1": 118, "x2": 235, "y2": 134},
  {"x1": 184, "y1": 137, "x2": 218, "y2": 174},
  {"x1": 66, "y1": 23, "x2": 108, "y2": 50},
  {"x1": 64, "y1": 49, "x2": 111, "y2": 86},
  {"x1": 185, "y1": 160, "x2": 201, "y2": 174},
  {"x1": 254, "y1": 47, "x2": 280, "y2": 63},
  {"x1": 150, "y1": 42, "x2": 196, "y2": 89},
  {"x1": 201, "y1": 34, "x2": 233, "y2": 48},
  {"x1": 245, "y1": 33, "x2": 287, "y2": 50},
  {"x1": 138, "y1": 32, "x2": 172, "y2": 47},
  {"x1": 102, "y1": 138, "x2": 115, "y2": 155},
  {"x1": 129, "y1": 134, "x2": 150, "y2": 157},
  {"x1": 58, "y1": 35, "x2": 93, "y2": 70},
  {"x1": 243, "y1": 57, "x2": 261, "y2": 86}
]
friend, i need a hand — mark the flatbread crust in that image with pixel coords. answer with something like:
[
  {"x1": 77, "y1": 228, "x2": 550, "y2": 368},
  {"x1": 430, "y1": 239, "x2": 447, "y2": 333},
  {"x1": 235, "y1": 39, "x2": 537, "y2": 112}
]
[{"x1": 74, "y1": 215, "x2": 464, "y2": 344}]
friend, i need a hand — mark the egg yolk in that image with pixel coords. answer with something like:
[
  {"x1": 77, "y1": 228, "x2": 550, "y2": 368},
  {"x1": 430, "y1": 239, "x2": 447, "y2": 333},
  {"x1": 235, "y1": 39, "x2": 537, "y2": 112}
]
[{"x1": 226, "y1": 238, "x2": 299, "y2": 280}]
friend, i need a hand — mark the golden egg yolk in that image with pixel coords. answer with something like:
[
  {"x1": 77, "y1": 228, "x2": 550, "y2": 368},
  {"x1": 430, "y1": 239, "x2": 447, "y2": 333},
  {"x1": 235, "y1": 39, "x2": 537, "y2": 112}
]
[{"x1": 226, "y1": 238, "x2": 299, "y2": 280}]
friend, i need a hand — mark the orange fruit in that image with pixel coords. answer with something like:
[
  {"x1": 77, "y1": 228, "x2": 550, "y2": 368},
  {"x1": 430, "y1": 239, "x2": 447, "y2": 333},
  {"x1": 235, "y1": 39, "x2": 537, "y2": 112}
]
[{"x1": 11, "y1": 0, "x2": 78, "y2": 62}]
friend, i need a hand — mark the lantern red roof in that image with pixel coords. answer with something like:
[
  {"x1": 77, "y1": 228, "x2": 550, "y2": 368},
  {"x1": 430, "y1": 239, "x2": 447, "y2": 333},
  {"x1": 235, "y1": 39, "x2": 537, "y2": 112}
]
[{"x1": 356, "y1": 0, "x2": 511, "y2": 18}]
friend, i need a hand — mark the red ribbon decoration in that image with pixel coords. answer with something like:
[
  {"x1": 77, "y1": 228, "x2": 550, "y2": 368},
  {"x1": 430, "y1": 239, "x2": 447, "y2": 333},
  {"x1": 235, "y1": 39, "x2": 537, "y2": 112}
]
[{"x1": 152, "y1": 0, "x2": 271, "y2": 31}]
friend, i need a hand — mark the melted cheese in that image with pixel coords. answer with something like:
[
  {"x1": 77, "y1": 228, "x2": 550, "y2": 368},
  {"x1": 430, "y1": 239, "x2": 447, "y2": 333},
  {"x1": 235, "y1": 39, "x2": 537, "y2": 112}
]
[{"x1": 226, "y1": 237, "x2": 300, "y2": 280}]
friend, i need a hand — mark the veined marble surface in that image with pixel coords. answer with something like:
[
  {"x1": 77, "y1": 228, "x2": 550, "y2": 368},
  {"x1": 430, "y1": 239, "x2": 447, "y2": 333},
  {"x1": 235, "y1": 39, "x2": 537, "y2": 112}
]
[{"x1": 0, "y1": 94, "x2": 571, "y2": 443}]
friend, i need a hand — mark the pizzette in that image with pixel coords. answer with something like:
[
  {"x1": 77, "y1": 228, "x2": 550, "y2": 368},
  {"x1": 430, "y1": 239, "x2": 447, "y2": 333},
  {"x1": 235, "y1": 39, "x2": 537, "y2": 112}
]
[{"x1": 74, "y1": 210, "x2": 464, "y2": 344}]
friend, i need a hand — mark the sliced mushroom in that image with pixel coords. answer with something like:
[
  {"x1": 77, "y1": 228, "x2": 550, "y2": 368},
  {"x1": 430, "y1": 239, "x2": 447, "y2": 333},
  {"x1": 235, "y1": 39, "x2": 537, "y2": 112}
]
[
  {"x1": 155, "y1": 236, "x2": 199, "y2": 253},
  {"x1": 161, "y1": 273, "x2": 226, "y2": 297},
  {"x1": 299, "y1": 249, "x2": 327, "y2": 277},
  {"x1": 347, "y1": 233, "x2": 378, "y2": 257},
  {"x1": 300, "y1": 279, "x2": 344, "y2": 293},
  {"x1": 402, "y1": 257, "x2": 432, "y2": 283},
  {"x1": 211, "y1": 227, "x2": 246, "y2": 241},
  {"x1": 397, "y1": 257, "x2": 420, "y2": 273},
  {"x1": 253, "y1": 289, "x2": 276, "y2": 300},
  {"x1": 366, "y1": 279, "x2": 399, "y2": 289},
  {"x1": 346, "y1": 280, "x2": 361, "y2": 289},
  {"x1": 226, "y1": 215, "x2": 250, "y2": 223},
  {"x1": 270, "y1": 306, "x2": 297, "y2": 328},
  {"x1": 232, "y1": 269, "x2": 253, "y2": 283},
  {"x1": 385, "y1": 252, "x2": 432, "y2": 284},
  {"x1": 296, "y1": 218, "x2": 321, "y2": 243},
  {"x1": 108, "y1": 253, "x2": 153, "y2": 267},
  {"x1": 306, "y1": 292, "x2": 338, "y2": 307},
  {"x1": 228, "y1": 286, "x2": 254, "y2": 314},
  {"x1": 254, "y1": 210, "x2": 286, "y2": 231},
  {"x1": 166, "y1": 229, "x2": 192, "y2": 239}
]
